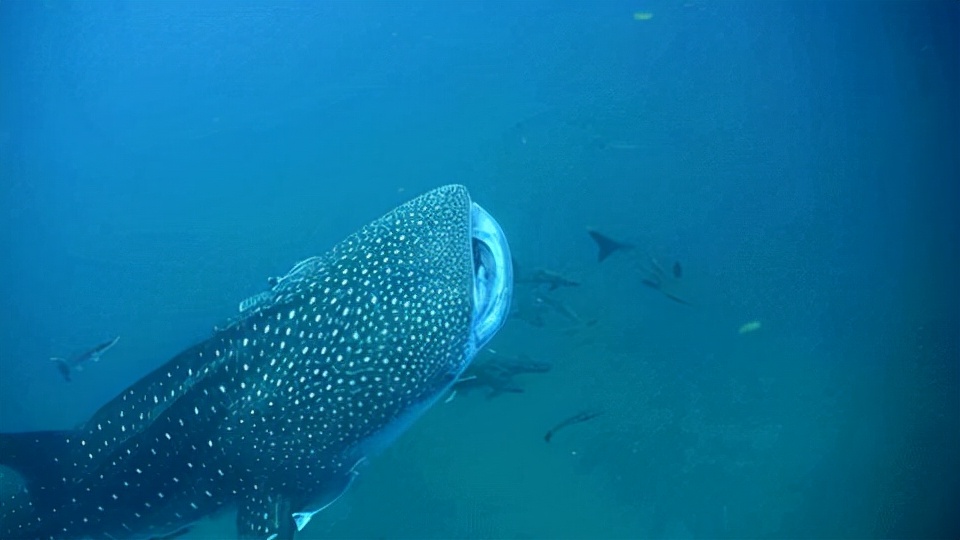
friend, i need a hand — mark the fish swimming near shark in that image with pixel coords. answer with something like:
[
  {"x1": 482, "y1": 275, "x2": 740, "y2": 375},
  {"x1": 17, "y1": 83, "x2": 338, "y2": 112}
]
[
  {"x1": 449, "y1": 349, "x2": 552, "y2": 399},
  {"x1": 543, "y1": 410, "x2": 603, "y2": 443},
  {"x1": 640, "y1": 256, "x2": 693, "y2": 306},
  {"x1": 50, "y1": 336, "x2": 120, "y2": 382},
  {"x1": 508, "y1": 288, "x2": 597, "y2": 331},
  {"x1": 0, "y1": 185, "x2": 513, "y2": 540},
  {"x1": 587, "y1": 228, "x2": 633, "y2": 262},
  {"x1": 514, "y1": 261, "x2": 581, "y2": 291},
  {"x1": 521, "y1": 269, "x2": 580, "y2": 291},
  {"x1": 533, "y1": 292, "x2": 586, "y2": 325}
]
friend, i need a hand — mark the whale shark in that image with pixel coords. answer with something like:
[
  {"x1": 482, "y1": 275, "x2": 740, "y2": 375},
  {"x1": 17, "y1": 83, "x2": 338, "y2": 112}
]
[{"x1": 0, "y1": 185, "x2": 513, "y2": 540}]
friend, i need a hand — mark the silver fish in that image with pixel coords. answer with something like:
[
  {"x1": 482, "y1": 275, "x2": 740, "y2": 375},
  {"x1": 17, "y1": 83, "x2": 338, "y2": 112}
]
[{"x1": 0, "y1": 185, "x2": 513, "y2": 540}]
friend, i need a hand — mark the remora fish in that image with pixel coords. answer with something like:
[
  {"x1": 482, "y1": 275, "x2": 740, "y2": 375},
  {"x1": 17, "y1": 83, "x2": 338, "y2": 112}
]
[
  {"x1": 544, "y1": 410, "x2": 603, "y2": 443},
  {"x1": 50, "y1": 336, "x2": 120, "y2": 382},
  {"x1": 451, "y1": 349, "x2": 552, "y2": 399},
  {"x1": 0, "y1": 185, "x2": 513, "y2": 540},
  {"x1": 640, "y1": 256, "x2": 693, "y2": 306},
  {"x1": 515, "y1": 267, "x2": 581, "y2": 291}
]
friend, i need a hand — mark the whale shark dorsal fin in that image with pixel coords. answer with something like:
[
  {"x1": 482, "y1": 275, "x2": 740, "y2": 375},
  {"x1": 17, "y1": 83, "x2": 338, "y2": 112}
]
[{"x1": 587, "y1": 228, "x2": 633, "y2": 262}]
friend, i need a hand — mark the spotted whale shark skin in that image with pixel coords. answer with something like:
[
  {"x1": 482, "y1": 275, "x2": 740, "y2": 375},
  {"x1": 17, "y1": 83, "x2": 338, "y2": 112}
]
[{"x1": 0, "y1": 185, "x2": 513, "y2": 540}]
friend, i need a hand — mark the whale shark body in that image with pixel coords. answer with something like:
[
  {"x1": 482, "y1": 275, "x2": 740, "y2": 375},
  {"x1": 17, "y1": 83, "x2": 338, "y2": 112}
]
[{"x1": 0, "y1": 185, "x2": 513, "y2": 539}]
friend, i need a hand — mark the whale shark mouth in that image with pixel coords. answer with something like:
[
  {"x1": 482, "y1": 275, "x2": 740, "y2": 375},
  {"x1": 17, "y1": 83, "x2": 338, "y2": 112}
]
[{"x1": 469, "y1": 201, "x2": 513, "y2": 357}]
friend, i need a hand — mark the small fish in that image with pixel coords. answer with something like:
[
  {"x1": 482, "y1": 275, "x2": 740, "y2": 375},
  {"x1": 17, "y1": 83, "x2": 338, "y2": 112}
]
[
  {"x1": 587, "y1": 228, "x2": 633, "y2": 263},
  {"x1": 50, "y1": 336, "x2": 120, "y2": 382},
  {"x1": 738, "y1": 320, "x2": 762, "y2": 334},
  {"x1": 533, "y1": 292, "x2": 583, "y2": 324},
  {"x1": 508, "y1": 297, "x2": 547, "y2": 327},
  {"x1": 639, "y1": 256, "x2": 693, "y2": 306},
  {"x1": 452, "y1": 349, "x2": 552, "y2": 399},
  {"x1": 641, "y1": 277, "x2": 662, "y2": 290},
  {"x1": 517, "y1": 268, "x2": 581, "y2": 291},
  {"x1": 509, "y1": 289, "x2": 593, "y2": 329},
  {"x1": 649, "y1": 256, "x2": 667, "y2": 277},
  {"x1": 238, "y1": 257, "x2": 324, "y2": 315},
  {"x1": 544, "y1": 410, "x2": 603, "y2": 442},
  {"x1": 238, "y1": 291, "x2": 271, "y2": 313},
  {"x1": 662, "y1": 291, "x2": 694, "y2": 307}
]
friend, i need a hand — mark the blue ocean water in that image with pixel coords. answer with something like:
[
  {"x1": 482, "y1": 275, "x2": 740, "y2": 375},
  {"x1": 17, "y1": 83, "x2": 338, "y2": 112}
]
[{"x1": 1, "y1": 1, "x2": 957, "y2": 538}]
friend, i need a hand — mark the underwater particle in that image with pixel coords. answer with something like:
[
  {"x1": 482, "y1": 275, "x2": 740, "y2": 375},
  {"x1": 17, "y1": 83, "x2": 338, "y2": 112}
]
[
  {"x1": 633, "y1": 12, "x2": 654, "y2": 21},
  {"x1": 738, "y1": 320, "x2": 762, "y2": 334}
]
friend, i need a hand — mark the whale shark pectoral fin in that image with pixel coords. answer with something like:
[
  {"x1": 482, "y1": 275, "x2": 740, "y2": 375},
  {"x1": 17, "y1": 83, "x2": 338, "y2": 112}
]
[
  {"x1": 0, "y1": 430, "x2": 76, "y2": 533},
  {"x1": 288, "y1": 465, "x2": 362, "y2": 533},
  {"x1": 0, "y1": 430, "x2": 74, "y2": 488},
  {"x1": 235, "y1": 467, "x2": 358, "y2": 540},
  {"x1": 149, "y1": 526, "x2": 192, "y2": 540},
  {"x1": 236, "y1": 490, "x2": 295, "y2": 540},
  {"x1": 290, "y1": 511, "x2": 315, "y2": 533}
]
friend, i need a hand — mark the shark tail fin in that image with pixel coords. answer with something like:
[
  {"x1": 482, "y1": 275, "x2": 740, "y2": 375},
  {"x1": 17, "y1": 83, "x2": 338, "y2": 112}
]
[
  {"x1": 0, "y1": 431, "x2": 75, "y2": 537},
  {"x1": 587, "y1": 229, "x2": 633, "y2": 263},
  {"x1": 50, "y1": 357, "x2": 71, "y2": 382}
]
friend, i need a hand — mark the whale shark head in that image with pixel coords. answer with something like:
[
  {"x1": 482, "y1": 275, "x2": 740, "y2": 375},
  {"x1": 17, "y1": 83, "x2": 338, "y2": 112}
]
[
  {"x1": 253, "y1": 184, "x2": 514, "y2": 534},
  {"x1": 0, "y1": 184, "x2": 513, "y2": 540},
  {"x1": 243, "y1": 183, "x2": 513, "y2": 421}
]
